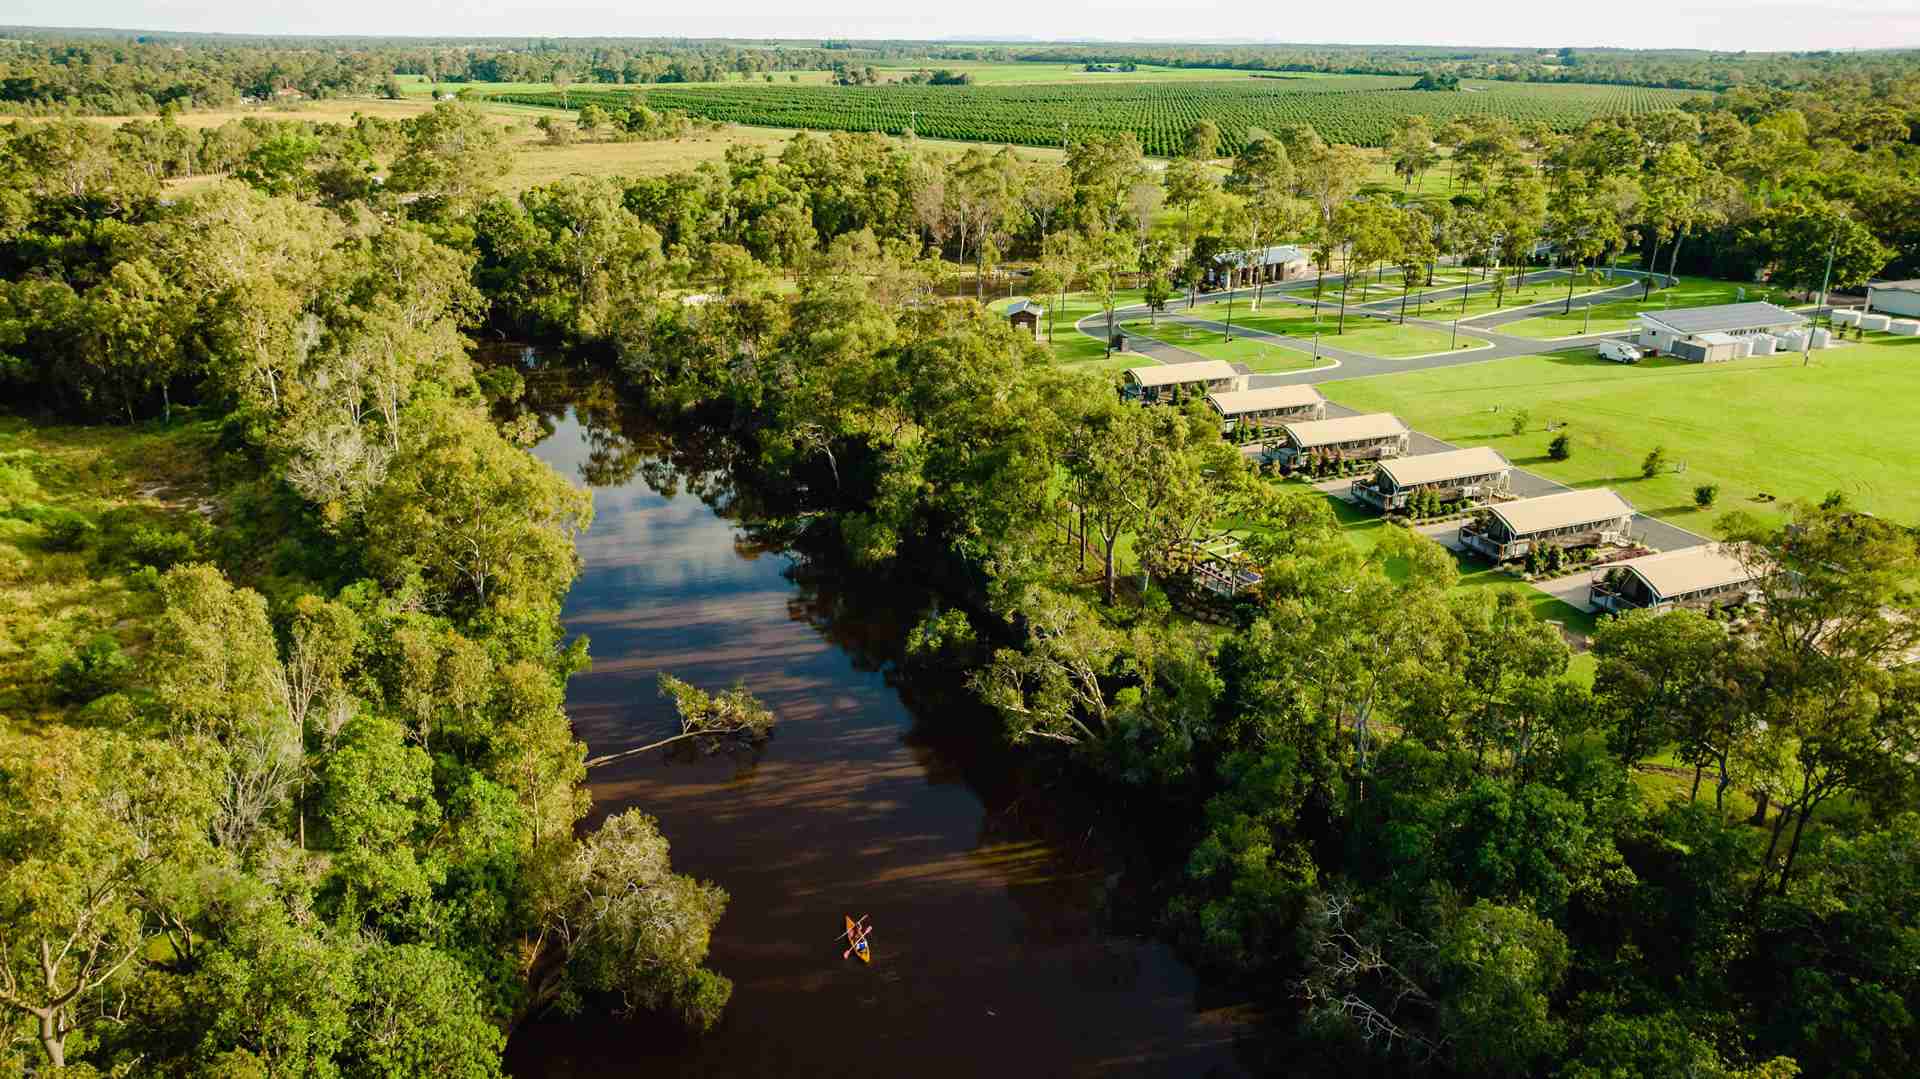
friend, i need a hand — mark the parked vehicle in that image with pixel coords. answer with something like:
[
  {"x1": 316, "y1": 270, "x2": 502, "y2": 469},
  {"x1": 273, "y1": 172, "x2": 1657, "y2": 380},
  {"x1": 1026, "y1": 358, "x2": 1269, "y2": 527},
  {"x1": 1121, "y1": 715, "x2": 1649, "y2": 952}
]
[{"x1": 1597, "y1": 340, "x2": 1643, "y2": 364}]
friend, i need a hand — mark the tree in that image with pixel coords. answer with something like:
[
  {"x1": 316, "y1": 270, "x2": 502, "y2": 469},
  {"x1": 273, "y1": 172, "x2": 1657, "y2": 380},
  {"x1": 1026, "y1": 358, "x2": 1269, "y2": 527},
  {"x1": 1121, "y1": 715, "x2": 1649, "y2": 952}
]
[
  {"x1": 1641, "y1": 445, "x2": 1668, "y2": 478},
  {"x1": 385, "y1": 102, "x2": 511, "y2": 217},
  {"x1": 348, "y1": 943, "x2": 505, "y2": 1079},
  {"x1": 1741, "y1": 202, "x2": 1893, "y2": 298},
  {"x1": 1592, "y1": 608, "x2": 1728, "y2": 767},
  {"x1": 1162, "y1": 156, "x2": 1218, "y2": 257},
  {"x1": 522, "y1": 810, "x2": 732, "y2": 1030},
  {"x1": 1140, "y1": 237, "x2": 1174, "y2": 326},
  {"x1": 1721, "y1": 503, "x2": 1920, "y2": 896},
  {"x1": 1388, "y1": 116, "x2": 1438, "y2": 188},
  {"x1": 0, "y1": 728, "x2": 214, "y2": 1069},
  {"x1": 1548, "y1": 432, "x2": 1571, "y2": 460},
  {"x1": 366, "y1": 398, "x2": 592, "y2": 617},
  {"x1": 584, "y1": 674, "x2": 776, "y2": 768},
  {"x1": 1183, "y1": 119, "x2": 1221, "y2": 160}
]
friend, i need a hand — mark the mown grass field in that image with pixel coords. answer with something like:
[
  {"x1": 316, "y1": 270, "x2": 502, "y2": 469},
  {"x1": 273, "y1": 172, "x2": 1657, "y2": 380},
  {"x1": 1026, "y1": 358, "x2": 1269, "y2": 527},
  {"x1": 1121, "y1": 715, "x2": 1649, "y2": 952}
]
[
  {"x1": 1320, "y1": 335, "x2": 1920, "y2": 531},
  {"x1": 1116, "y1": 318, "x2": 1319, "y2": 372},
  {"x1": 1182, "y1": 300, "x2": 1481, "y2": 358},
  {"x1": 1499, "y1": 275, "x2": 1796, "y2": 338}
]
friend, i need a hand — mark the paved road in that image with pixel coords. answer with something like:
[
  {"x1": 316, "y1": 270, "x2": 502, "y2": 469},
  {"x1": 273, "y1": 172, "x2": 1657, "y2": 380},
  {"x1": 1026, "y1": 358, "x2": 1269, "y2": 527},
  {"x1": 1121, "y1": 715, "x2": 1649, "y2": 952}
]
[{"x1": 1075, "y1": 268, "x2": 1670, "y2": 387}]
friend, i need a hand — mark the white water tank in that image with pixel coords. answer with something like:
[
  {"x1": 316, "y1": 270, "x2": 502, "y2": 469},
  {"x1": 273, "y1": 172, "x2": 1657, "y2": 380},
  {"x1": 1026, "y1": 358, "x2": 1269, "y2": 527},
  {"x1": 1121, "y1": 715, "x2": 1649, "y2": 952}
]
[
  {"x1": 1832, "y1": 309, "x2": 1862, "y2": 327},
  {"x1": 1860, "y1": 313, "x2": 1891, "y2": 332},
  {"x1": 1750, "y1": 334, "x2": 1777, "y2": 356},
  {"x1": 1890, "y1": 319, "x2": 1920, "y2": 337},
  {"x1": 1811, "y1": 328, "x2": 1834, "y2": 349},
  {"x1": 1776, "y1": 330, "x2": 1808, "y2": 351}
]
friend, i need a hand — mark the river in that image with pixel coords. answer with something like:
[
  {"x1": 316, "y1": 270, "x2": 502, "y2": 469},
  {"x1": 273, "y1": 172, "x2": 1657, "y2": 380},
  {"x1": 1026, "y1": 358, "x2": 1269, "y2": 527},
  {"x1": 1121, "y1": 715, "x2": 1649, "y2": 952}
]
[{"x1": 502, "y1": 399, "x2": 1256, "y2": 1077}]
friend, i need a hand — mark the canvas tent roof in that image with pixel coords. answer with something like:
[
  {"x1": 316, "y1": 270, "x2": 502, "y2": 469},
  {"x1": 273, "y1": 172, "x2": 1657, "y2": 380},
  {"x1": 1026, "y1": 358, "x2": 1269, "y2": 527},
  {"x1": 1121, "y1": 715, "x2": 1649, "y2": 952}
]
[
  {"x1": 1127, "y1": 360, "x2": 1239, "y2": 388},
  {"x1": 1616, "y1": 544, "x2": 1760, "y2": 601},
  {"x1": 1640, "y1": 302, "x2": 1807, "y2": 335},
  {"x1": 1281, "y1": 413, "x2": 1408, "y2": 449},
  {"x1": 1206, "y1": 385, "x2": 1325, "y2": 416},
  {"x1": 1487, "y1": 488, "x2": 1634, "y2": 536},
  {"x1": 1377, "y1": 447, "x2": 1511, "y2": 488}
]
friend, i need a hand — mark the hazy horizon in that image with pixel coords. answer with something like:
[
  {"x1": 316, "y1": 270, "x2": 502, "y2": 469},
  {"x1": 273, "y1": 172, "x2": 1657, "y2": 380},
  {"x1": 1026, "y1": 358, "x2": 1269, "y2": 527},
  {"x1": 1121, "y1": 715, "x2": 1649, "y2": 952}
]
[{"x1": 5, "y1": 2, "x2": 1920, "y2": 53}]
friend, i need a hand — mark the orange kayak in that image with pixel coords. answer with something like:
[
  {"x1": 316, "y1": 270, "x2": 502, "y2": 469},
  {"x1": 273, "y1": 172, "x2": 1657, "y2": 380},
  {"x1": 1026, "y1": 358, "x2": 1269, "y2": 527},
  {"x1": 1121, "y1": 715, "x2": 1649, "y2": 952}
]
[{"x1": 845, "y1": 915, "x2": 871, "y2": 964}]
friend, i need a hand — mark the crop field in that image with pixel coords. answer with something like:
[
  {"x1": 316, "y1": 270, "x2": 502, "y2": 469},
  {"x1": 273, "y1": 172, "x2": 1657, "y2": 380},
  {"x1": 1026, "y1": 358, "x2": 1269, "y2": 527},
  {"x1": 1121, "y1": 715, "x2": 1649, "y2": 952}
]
[{"x1": 480, "y1": 77, "x2": 1699, "y2": 153}]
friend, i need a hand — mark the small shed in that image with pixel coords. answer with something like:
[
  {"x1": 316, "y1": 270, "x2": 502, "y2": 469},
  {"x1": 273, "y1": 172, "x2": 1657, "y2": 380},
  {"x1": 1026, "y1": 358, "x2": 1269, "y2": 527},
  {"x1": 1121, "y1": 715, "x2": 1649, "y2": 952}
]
[
  {"x1": 1005, "y1": 299, "x2": 1044, "y2": 339},
  {"x1": 1866, "y1": 280, "x2": 1920, "y2": 318},
  {"x1": 1670, "y1": 331, "x2": 1745, "y2": 364}
]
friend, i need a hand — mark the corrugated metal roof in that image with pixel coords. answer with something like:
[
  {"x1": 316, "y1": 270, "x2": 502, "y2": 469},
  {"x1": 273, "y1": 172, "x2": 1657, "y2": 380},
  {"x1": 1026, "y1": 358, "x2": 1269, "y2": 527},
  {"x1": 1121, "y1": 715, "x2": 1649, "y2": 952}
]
[
  {"x1": 1213, "y1": 245, "x2": 1309, "y2": 267},
  {"x1": 1377, "y1": 446, "x2": 1511, "y2": 488},
  {"x1": 1206, "y1": 385, "x2": 1325, "y2": 415},
  {"x1": 1639, "y1": 302, "x2": 1807, "y2": 335},
  {"x1": 1127, "y1": 360, "x2": 1239, "y2": 387},
  {"x1": 1870, "y1": 280, "x2": 1920, "y2": 291},
  {"x1": 1282, "y1": 412, "x2": 1408, "y2": 448},
  {"x1": 1488, "y1": 488, "x2": 1634, "y2": 536},
  {"x1": 1618, "y1": 544, "x2": 1761, "y2": 601},
  {"x1": 1695, "y1": 331, "x2": 1742, "y2": 346},
  {"x1": 1005, "y1": 299, "x2": 1044, "y2": 317}
]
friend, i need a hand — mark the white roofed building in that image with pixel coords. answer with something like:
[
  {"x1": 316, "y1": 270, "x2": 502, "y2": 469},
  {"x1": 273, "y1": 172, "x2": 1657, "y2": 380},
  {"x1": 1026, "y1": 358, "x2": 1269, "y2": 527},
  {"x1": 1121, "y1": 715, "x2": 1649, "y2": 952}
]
[
  {"x1": 1123, "y1": 360, "x2": 1244, "y2": 403},
  {"x1": 1637, "y1": 302, "x2": 1807, "y2": 358},
  {"x1": 1206, "y1": 385, "x2": 1327, "y2": 432},
  {"x1": 1272, "y1": 413, "x2": 1410, "y2": 465},
  {"x1": 1354, "y1": 447, "x2": 1512, "y2": 512},
  {"x1": 1866, "y1": 280, "x2": 1920, "y2": 319},
  {"x1": 1461, "y1": 487, "x2": 1635, "y2": 561},
  {"x1": 1590, "y1": 545, "x2": 1763, "y2": 613}
]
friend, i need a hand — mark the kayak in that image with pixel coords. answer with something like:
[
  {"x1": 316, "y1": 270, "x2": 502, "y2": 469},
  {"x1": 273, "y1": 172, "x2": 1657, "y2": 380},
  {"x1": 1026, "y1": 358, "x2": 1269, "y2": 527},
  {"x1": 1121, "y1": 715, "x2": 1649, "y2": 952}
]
[{"x1": 845, "y1": 915, "x2": 872, "y2": 964}]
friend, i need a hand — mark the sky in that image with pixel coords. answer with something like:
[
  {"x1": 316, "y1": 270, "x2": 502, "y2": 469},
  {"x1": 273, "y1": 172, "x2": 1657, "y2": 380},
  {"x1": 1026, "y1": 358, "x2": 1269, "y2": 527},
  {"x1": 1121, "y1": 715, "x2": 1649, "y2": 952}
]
[{"x1": 5, "y1": 1, "x2": 1920, "y2": 52}]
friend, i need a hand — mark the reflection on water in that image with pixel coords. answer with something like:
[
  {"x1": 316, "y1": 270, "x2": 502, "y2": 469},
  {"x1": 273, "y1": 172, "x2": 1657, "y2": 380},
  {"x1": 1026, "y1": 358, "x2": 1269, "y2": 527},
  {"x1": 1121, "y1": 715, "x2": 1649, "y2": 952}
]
[{"x1": 505, "y1": 401, "x2": 1252, "y2": 1078}]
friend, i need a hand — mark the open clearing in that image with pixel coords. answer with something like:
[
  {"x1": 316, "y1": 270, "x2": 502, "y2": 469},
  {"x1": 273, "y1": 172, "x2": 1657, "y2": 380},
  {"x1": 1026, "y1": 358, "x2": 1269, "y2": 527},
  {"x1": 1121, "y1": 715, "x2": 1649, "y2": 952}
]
[
  {"x1": 1319, "y1": 336, "x2": 1920, "y2": 532},
  {"x1": 1116, "y1": 319, "x2": 1319, "y2": 372},
  {"x1": 1181, "y1": 300, "x2": 1478, "y2": 358}
]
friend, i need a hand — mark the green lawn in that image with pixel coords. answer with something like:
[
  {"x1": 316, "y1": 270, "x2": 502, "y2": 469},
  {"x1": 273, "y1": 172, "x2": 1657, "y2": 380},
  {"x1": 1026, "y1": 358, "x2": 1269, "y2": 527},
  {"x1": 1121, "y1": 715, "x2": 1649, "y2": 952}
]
[
  {"x1": 1500, "y1": 276, "x2": 1796, "y2": 339},
  {"x1": 1117, "y1": 319, "x2": 1317, "y2": 372},
  {"x1": 1320, "y1": 337, "x2": 1920, "y2": 532},
  {"x1": 1182, "y1": 301, "x2": 1482, "y2": 359},
  {"x1": 1431, "y1": 271, "x2": 1631, "y2": 323}
]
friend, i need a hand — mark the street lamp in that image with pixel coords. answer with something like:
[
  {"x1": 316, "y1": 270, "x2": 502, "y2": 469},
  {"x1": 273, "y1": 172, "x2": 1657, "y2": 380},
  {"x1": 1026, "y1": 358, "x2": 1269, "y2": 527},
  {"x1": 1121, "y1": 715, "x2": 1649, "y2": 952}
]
[{"x1": 1805, "y1": 221, "x2": 1839, "y2": 366}]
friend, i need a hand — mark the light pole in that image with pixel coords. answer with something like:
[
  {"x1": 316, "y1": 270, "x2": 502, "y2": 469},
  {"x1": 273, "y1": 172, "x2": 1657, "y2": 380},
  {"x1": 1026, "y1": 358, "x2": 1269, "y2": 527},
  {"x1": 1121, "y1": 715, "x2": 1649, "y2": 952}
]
[{"x1": 1805, "y1": 222, "x2": 1838, "y2": 366}]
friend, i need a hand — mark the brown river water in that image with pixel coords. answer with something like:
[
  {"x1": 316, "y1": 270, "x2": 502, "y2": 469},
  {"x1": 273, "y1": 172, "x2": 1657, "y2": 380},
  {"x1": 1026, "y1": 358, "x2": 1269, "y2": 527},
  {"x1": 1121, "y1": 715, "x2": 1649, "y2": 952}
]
[{"x1": 502, "y1": 402, "x2": 1257, "y2": 1078}]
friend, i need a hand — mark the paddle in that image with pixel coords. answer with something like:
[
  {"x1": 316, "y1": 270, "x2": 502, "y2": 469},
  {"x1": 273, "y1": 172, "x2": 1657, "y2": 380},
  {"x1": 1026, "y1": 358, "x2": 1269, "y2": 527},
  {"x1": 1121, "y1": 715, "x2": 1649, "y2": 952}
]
[{"x1": 840, "y1": 915, "x2": 871, "y2": 959}]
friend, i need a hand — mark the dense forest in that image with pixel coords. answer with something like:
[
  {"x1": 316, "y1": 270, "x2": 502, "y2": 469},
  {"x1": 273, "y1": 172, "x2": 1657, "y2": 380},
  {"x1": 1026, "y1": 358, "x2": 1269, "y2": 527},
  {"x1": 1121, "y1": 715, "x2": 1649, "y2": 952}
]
[
  {"x1": 1, "y1": 39, "x2": 1918, "y2": 1076},
  {"x1": 3, "y1": 27, "x2": 1919, "y2": 114}
]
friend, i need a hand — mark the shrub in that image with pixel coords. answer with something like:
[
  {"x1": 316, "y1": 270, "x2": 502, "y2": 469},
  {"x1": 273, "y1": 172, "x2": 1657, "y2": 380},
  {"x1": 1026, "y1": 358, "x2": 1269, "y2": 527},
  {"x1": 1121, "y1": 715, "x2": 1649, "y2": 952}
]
[
  {"x1": 38, "y1": 633, "x2": 132, "y2": 703},
  {"x1": 39, "y1": 509, "x2": 95, "y2": 551},
  {"x1": 120, "y1": 525, "x2": 203, "y2": 571},
  {"x1": 1548, "y1": 432, "x2": 1571, "y2": 461},
  {"x1": 1641, "y1": 445, "x2": 1667, "y2": 479},
  {"x1": 1694, "y1": 483, "x2": 1720, "y2": 508},
  {"x1": 1509, "y1": 408, "x2": 1531, "y2": 436}
]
